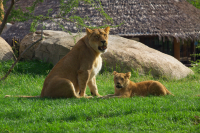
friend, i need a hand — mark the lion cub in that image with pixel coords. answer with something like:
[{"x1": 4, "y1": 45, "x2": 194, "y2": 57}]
[{"x1": 102, "y1": 71, "x2": 173, "y2": 98}]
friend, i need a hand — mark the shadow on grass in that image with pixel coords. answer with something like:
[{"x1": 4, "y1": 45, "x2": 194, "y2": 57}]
[
  {"x1": 15, "y1": 96, "x2": 94, "y2": 101},
  {"x1": 60, "y1": 108, "x2": 136, "y2": 122},
  {"x1": 2, "y1": 110, "x2": 30, "y2": 120},
  {"x1": 0, "y1": 60, "x2": 53, "y2": 76}
]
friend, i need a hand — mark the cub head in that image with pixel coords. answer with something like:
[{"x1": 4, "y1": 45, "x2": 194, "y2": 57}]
[
  {"x1": 113, "y1": 71, "x2": 131, "y2": 89},
  {"x1": 86, "y1": 27, "x2": 110, "y2": 53}
]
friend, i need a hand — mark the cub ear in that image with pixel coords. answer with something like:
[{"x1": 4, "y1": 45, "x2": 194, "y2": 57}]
[
  {"x1": 104, "y1": 27, "x2": 110, "y2": 34},
  {"x1": 86, "y1": 28, "x2": 93, "y2": 36},
  {"x1": 126, "y1": 72, "x2": 131, "y2": 79},
  {"x1": 112, "y1": 71, "x2": 117, "y2": 75}
]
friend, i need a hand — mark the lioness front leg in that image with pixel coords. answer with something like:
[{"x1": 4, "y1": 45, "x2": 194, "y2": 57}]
[
  {"x1": 87, "y1": 76, "x2": 101, "y2": 97},
  {"x1": 77, "y1": 70, "x2": 90, "y2": 98}
]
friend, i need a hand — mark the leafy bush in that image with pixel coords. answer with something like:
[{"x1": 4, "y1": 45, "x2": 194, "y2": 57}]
[
  {"x1": 187, "y1": 0, "x2": 200, "y2": 9},
  {"x1": 0, "y1": 60, "x2": 53, "y2": 75}
]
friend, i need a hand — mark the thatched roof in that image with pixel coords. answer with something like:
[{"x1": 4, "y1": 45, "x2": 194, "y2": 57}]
[
  {"x1": 76, "y1": 0, "x2": 200, "y2": 41},
  {"x1": 2, "y1": 0, "x2": 200, "y2": 42}
]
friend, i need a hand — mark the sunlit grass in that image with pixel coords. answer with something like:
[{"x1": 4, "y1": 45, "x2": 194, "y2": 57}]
[{"x1": 0, "y1": 60, "x2": 200, "y2": 132}]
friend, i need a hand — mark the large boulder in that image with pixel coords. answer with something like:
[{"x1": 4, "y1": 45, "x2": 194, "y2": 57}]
[
  {"x1": 19, "y1": 30, "x2": 193, "y2": 79},
  {"x1": 103, "y1": 35, "x2": 194, "y2": 79},
  {"x1": 0, "y1": 37, "x2": 15, "y2": 61},
  {"x1": 19, "y1": 30, "x2": 83, "y2": 65}
]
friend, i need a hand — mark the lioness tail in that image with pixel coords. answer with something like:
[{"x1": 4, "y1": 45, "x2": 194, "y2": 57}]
[
  {"x1": 5, "y1": 95, "x2": 40, "y2": 98},
  {"x1": 166, "y1": 90, "x2": 174, "y2": 96}
]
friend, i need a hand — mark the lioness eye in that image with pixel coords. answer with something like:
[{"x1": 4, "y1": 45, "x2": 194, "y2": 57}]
[
  {"x1": 121, "y1": 78, "x2": 123, "y2": 80},
  {"x1": 104, "y1": 34, "x2": 107, "y2": 37},
  {"x1": 96, "y1": 35, "x2": 99, "y2": 38}
]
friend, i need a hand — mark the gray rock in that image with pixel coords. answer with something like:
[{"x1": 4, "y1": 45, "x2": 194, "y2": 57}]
[
  {"x1": 0, "y1": 37, "x2": 15, "y2": 61},
  {"x1": 103, "y1": 35, "x2": 194, "y2": 79},
  {"x1": 19, "y1": 30, "x2": 82, "y2": 65},
  {"x1": 19, "y1": 30, "x2": 193, "y2": 79}
]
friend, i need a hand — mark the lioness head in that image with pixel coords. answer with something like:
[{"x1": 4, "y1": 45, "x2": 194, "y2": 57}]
[
  {"x1": 86, "y1": 27, "x2": 110, "y2": 53},
  {"x1": 113, "y1": 71, "x2": 131, "y2": 89}
]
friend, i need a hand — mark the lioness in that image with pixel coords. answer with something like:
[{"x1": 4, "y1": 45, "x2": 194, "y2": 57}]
[
  {"x1": 5, "y1": 27, "x2": 110, "y2": 98},
  {"x1": 102, "y1": 71, "x2": 173, "y2": 98}
]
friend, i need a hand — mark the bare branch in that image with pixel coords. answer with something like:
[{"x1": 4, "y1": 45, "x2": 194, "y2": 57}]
[
  {"x1": 0, "y1": 37, "x2": 42, "y2": 81},
  {"x1": 0, "y1": 0, "x2": 15, "y2": 35},
  {"x1": 0, "y1": 22, "x2": 43, "y2": 81}
]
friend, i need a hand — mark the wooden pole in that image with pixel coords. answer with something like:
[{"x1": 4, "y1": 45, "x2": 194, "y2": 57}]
[
  {"x1": 191, "y1": 41, "x2": 195, "y2": 61},
  {"x1": 173, "y1": 38, "x2": 180, "y2": 61}
]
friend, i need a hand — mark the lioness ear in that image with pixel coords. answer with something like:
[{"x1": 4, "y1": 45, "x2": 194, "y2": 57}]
[
  {"x1": 126, "y1": 72, "x2": 131, "y2": 79},
  {"x1": 86, "y1": 28, "x2": 93, "y2": 36},
  {"x1": 104, "y1": 27, "x2": 110, "y2": 34},
  {"x1": 112, "y1": 71, "x2": 117, "y2": 75}
]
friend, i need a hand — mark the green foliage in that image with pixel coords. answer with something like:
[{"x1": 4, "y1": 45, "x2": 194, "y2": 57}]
[
  {"x1": 131, "y1": 68, "x2": 140, "y2": 78},
  {"x1": 191, "y1": 41, "x2": 200, "y2": 73},
  {"x1": 191, "y1": 62, "x2": 200, "y2": 74},
  {"x1": 11, "y1": 47, "x2": 18, "y2": 58},
  {"x1": 187, "y1": 0, "x2": 200, "y2": 9},
  {"x1": 30, "y1": 19, "x2": 38, "y2": 32},
  {"x1": 0, "y1": 60, "x2": 53, "y2": 75},
  {"x1": 0, "y1": 60, "x2": 200, "y2": 132}
]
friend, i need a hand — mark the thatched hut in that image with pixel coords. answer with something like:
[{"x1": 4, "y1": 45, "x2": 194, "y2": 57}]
[
  {"x1": 78, "y1": 0, "x2": 200, "y2": 64},
  {"x1": 2, "y1": 0, "x2": 200, "y2": 64}
]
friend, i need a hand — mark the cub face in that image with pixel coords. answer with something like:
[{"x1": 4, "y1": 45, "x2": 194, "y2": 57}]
[
  {"x1": 86, "y1": 27, "x2": 110, "y2": 53},
  {"x1": 113, "y1": 71, "x2": 131, "y2": 89}
]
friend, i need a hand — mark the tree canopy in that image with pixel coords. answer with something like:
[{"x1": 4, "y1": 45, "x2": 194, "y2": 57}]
[{"x1": 187, "y1": 0, "x2": 200, "y2": 9}]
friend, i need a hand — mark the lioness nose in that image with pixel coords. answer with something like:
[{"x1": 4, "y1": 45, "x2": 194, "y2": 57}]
[{"x1": 101, "y1": 41, "x2": 106, "y2": 44}]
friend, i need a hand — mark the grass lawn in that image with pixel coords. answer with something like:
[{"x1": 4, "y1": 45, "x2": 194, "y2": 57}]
[{"x1": 0, "y1": 60, "x2": 200, "y2": 132}]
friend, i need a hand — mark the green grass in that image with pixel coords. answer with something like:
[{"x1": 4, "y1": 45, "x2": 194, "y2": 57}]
[{"x1": 0, "y1": 60, "x2": 200, "y2": 132}]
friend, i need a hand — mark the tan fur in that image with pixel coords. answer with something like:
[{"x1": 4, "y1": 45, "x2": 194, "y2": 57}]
[
  {"x1": 5, "y1": 27, "x2": 110, "y2": 98},
  {"x1": 102, "y1": 71, "x2": 174, "y2": 98},
  {"x1": 0, "y1": 0, "x2": 4, "y2": 24}
]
